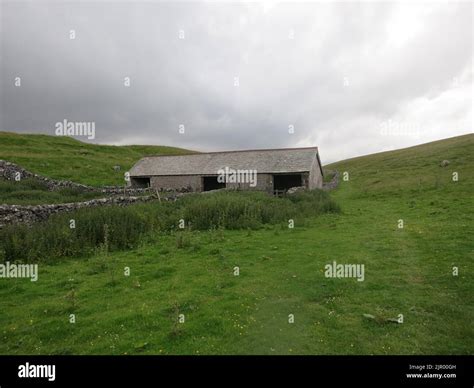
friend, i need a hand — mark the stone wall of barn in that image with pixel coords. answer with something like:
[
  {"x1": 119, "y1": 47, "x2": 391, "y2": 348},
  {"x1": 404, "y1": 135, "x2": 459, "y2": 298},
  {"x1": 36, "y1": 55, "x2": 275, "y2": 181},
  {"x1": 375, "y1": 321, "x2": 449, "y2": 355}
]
[
  {"x1": 147, "y1": 173, "x2": 276, "y2": 193},
  {"x1": 308, "y1": 157, "x2": 323, "y2": 189},
  {"x1": 146, "y1": 170, "x2": 324, "y2": 192},
  {"x1": 225, "y1": 173, "x2": 273, "y2": 193},
  {"x1": 301, "y1": 172, "x2": 310, "y2": 188},
  {"x1": 150, "y1": 175, "x2": 202, "y2": 192}
]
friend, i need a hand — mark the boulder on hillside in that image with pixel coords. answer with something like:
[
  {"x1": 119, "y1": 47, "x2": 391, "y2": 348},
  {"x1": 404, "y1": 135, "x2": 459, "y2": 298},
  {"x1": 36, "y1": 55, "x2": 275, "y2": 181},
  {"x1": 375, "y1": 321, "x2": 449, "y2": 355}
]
[{"x1": 440, "y1": 160, "x2": 450, "y2": 167}]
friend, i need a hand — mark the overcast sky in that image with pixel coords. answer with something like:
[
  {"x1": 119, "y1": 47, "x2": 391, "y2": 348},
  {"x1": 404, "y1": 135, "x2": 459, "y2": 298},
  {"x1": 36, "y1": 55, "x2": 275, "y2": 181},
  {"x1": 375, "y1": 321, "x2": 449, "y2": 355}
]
[{"x1": 0, "y1": 1, "x2": 472, "y2": 164}]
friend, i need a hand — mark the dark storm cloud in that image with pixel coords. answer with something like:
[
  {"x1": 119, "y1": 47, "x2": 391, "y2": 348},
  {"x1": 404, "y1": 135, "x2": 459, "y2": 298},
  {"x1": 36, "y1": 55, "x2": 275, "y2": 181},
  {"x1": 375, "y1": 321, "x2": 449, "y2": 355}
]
[{"x1": 0, "y1": 1, "x2": 472, "y2": 163}]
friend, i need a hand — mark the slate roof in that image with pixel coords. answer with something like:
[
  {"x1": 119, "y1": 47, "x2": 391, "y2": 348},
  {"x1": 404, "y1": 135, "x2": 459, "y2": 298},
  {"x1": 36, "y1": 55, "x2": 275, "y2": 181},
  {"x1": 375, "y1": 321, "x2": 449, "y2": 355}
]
[{"x1": 130, "y1": 147, "x2": 321, "y2": 177}]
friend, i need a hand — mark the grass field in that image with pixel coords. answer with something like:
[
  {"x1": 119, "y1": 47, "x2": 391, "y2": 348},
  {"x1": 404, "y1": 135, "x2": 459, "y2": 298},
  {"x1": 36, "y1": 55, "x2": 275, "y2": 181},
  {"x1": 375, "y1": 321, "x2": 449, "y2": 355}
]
[
  {"x1": 0, "y1": 132, "x2": 192, "y2": 186},
  {"x1": 0, "y1": 134, "x2": 472, "y2": 355},
  {"x1": 0, "y1": 179, "x2": 107, "y2": 205}
]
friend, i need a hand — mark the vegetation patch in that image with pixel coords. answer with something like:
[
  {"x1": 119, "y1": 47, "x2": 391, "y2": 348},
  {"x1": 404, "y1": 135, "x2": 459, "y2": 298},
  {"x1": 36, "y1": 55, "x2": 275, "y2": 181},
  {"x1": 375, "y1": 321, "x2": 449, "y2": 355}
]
[
  {"x1": 0, "y1": 131, "x2": 193, "y2": 186},
  {"x1": 0, "y1": 179, "x2": 102, "y2": 205},
  {"x1": 0, "y1": 134, "x2": 472, "y2": 355},
  {"x1": 0, "y1": 190, "x2": 339, "y2": 263}
]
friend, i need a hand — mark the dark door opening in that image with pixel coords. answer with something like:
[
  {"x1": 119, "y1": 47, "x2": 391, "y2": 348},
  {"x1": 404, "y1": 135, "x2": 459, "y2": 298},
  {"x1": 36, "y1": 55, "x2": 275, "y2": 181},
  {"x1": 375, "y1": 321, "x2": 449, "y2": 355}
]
[
  {"x1": 203, "y1": 176, "x2": 226, "y2": 191},
  {"x1": 131, "y1": 177, "x2": 150, "y2": 188},
  {"x1": 273, "y1": 174, "x2": 302, "y2": 194}
]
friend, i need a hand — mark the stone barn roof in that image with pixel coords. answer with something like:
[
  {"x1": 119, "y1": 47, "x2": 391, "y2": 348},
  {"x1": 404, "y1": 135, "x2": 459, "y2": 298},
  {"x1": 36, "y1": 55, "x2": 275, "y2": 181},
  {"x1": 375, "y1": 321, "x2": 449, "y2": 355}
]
[{"x1": 130, "y1": 147, "x2": 322, "y2": 176}]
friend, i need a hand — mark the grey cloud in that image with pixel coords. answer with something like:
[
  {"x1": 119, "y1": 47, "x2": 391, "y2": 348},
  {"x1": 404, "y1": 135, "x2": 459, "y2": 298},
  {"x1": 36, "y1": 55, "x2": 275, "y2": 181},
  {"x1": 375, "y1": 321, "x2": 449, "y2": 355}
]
[{"x1": 0, "y1": 1, "x2": 472, "y2": 163}]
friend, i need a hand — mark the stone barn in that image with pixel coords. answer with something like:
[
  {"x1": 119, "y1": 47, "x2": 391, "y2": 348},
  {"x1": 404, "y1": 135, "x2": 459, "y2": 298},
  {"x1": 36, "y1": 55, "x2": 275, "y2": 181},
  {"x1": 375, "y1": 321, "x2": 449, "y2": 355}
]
[{"x1": 129, "y1": 147, "x2": 323, "y2": 194}]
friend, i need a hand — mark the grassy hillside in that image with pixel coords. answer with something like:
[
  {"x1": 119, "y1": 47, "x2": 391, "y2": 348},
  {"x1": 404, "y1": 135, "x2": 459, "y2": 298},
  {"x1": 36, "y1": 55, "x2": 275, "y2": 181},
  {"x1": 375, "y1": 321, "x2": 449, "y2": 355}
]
[
  {"x1": 0, "y1": 132, "x2": 193, "y2": 186},
  {"x1": 326, "y1": 134, "x2": 473, "y2": 199},
  {"x1": 0, "y1": 134, "x2": 472, "y2": 355}
]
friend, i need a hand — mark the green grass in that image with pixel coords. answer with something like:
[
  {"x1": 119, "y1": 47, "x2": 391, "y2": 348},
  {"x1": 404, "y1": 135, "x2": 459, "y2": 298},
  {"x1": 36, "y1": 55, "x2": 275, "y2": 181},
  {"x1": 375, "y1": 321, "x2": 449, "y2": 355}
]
[
  {"x1": 0, "y1": 131, "x2": 193, "y2": 186},
  {"x1": 0, "y1": 179, "x2": 106, "y2": 205},
  {"x1": 0, "y1": 134, "x2": 472, "y2": 355},
  {"x1": 0, "y1": 190, "x2": 339, "y2": 262}
]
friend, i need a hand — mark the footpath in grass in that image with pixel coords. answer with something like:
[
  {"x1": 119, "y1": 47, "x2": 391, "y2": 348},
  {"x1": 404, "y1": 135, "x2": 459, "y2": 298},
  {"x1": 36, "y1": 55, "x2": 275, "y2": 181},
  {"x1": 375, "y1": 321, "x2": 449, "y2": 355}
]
[{"x1": 0, "y1": 192, "x2": 471, "y2": 354}]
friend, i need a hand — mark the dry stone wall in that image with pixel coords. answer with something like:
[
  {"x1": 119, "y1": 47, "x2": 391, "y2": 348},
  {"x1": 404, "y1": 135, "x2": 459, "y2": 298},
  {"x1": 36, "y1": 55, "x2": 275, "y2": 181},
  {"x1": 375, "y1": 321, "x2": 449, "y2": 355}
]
[
  {"x1": 0, "y1": 195, "x2": 159, "y2": 228},
  {"x1": 0, "y1": 160, "x2": 190, "y2": 228},
  {"x1": 0, "y1": 160, "x2": 152, "y2": 195},
  {"x1": 322, "y1": 170, "x2": 340, "y2": 191}
]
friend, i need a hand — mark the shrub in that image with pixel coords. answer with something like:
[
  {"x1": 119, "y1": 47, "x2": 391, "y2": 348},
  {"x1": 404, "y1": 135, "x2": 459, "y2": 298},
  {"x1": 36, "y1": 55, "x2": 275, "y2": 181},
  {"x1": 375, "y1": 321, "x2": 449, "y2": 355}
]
[
  {"x1": 0, "y1": 206, "x2": 155, "y2": 262},
  {"x1": 0, "y1": 189, "x2": 339, "y2": 263},
  {"x1": 181, "y1": 190, "x2": 338, "y2": 230}
]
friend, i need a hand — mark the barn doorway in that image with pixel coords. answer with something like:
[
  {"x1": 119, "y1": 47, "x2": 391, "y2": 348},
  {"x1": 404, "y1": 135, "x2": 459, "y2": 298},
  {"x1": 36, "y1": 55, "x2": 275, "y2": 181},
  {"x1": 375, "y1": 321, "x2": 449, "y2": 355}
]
[
  {"x1": 202, "y1": 176, "x2": 226, "y2": 191},
  {"x1": 273, "y1": 174, "x2": 302, "y2": 195},
  {"x1": 131, "y1": 177, "x2": 150, "y2": 188}
]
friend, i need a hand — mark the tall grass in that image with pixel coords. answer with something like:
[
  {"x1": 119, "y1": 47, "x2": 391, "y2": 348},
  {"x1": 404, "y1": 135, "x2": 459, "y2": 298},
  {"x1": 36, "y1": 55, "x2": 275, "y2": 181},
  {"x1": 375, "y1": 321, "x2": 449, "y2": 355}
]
[
  {"x1": 0, "y1": 179, "x2": 101, "y2": 205},
  {"x1": 0, "y1": 190, "x2": 339, "y2": 263},
  {"x1": 179, "y1": 191, "x2": 339, "y2": 229}
]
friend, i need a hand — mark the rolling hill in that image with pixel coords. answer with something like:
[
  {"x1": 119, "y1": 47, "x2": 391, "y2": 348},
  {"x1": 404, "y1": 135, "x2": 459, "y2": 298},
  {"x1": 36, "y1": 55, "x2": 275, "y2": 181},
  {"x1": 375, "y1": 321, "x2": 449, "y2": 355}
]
[
  {"x1": 326, "y1": 133, "x2": 473, "y2": 198},
  {"x1": 0, "y1": 132, "x2": 193, "y2": 186}
]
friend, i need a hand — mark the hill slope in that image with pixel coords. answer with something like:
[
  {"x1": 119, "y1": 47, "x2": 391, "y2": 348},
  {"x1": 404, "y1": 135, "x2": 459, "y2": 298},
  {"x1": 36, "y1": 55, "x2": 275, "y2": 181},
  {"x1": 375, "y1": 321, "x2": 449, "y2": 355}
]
[
  {"x1": 0, "y1": 132, "x2": 193, "y2": 186},
  {"x1": 325, "y1": 134, "x2": 473, "y2": 198},
  {"x1": 0, "y1": 134, "x2": 472, "y2": 355}
]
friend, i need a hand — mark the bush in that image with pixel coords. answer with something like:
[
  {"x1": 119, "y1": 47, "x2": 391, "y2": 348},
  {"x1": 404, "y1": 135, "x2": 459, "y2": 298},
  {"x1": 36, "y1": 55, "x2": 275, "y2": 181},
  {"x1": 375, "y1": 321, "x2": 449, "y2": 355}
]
[
  {"x1": 181, "y1": 190, "x2": 339, "y2": 230},
  {"x1": 0, "y1": 189, "x2": 340, "y2": 263},
  {"x1": 0, "y1": 206, "x2": 156, "y2": 262}
]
